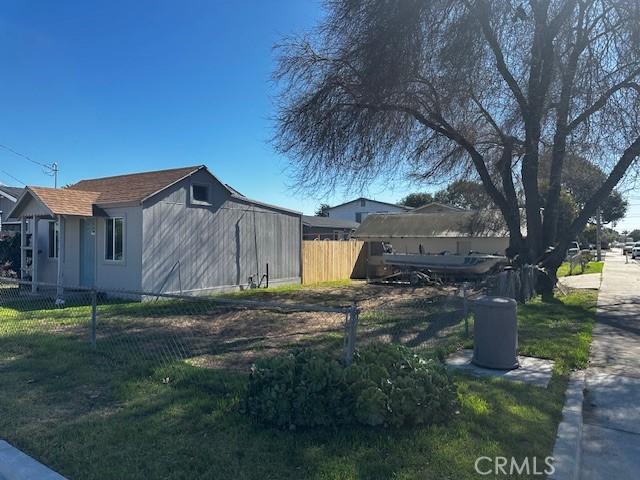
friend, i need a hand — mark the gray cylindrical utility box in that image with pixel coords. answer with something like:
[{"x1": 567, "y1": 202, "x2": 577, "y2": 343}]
[{"x1": 472, "y1": 296, "x2": 519, "y2": 370}]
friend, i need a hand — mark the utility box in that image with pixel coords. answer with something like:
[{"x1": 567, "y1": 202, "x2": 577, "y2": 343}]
[{"x1": 472, "y1": 296, "x2": 519, "y2": 370}]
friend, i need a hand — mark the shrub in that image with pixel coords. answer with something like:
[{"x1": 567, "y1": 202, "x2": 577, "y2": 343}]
[
  {"x1": 0, "y1": 232, "x2": 20, "y2": 277},
  {"x1": 246, "y1": 343, "x2": 457, "y2": 429}
]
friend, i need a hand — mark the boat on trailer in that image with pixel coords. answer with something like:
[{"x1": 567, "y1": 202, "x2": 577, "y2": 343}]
[{"x1": 382, "y1": 252, "x2": 507, "y2": 276}]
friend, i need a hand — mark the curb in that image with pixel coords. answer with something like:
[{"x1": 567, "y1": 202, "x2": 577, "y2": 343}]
[
  {"x1": 0, "y1": 441, "x2": 67, "y2": 480},
  {"x1": 549, "y1": 371, "x2": 585, "y2": 480}
]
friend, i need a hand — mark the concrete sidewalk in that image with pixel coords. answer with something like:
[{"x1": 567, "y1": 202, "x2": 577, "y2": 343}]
[{"x1": 579, "y1": 252, "x2": 640, "y2": 479}]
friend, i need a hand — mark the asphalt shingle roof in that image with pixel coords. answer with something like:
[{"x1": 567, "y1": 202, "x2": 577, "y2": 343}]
[
  {"x1": 302, "y1": 215, "x2": 359, "y2": 229},
  {"x1": 69, "y1": 166, "x2": 203, "y2": 205},
  {"x1": 28, "y1": 187, "x2": 103, "y2": 217},
  {"x1": 0, "y1": 186, "x2": 23, "y2": 199}
]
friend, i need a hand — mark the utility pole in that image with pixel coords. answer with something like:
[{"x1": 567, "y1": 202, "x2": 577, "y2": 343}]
[
  {"x1": 596, "y1": 207, "x2": 602, "y2": 261},
  {"x1": 51, "y1": 162, "x2": 59, "y2": 188}
]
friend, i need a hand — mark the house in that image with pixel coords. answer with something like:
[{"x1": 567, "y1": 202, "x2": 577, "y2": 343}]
[
  {"x1": 326, "y1": 197, "x2": 411, "y2": 223},
  {"x1": 0, "y1": 186, "x2": 23, "y2": 232},
  {"x1": 410, "y1": 202, "x2": 467, "y2": 214},
  {"x1": 8, "y1": 165, "x2": 302, "y2": 297},
  {"x1": 353, "y1": 210, "x2": 511, "y2": 277},
  {"x1": 302, "y1": 215, "x2": 359, "y2": 240}
]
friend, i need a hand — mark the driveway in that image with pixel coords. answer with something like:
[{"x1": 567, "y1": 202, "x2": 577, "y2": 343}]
[{"x1": 580, "y1": 251, "x2": 640, "y2": 479}]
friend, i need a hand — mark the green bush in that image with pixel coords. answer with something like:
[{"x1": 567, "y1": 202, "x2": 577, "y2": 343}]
[
  {"x1": 0, "y1": 232, "x2": 20, "y2": 277},
  {"x1": 246, "y1": 343, "x2": 457, "y2": 429}
]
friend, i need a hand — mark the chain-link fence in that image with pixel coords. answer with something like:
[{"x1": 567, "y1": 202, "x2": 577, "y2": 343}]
[
  {"x1": 1, "y1": 272, "x2": 531, "y2": 381},
  {"x1": 0, "y1": 278, "x2": 355, "y2": 378}
]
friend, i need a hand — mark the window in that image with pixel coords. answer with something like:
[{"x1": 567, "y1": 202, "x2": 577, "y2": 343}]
[
  {"x1": 105, "y1": 217, "x2": 124, "y2": 261},
  {"x1": 191, "y1": 184, "x2": 210, "y2": 204},
  {"x1": 360, "y1": 199, "x2": 366, "y2": 207},
  {"x1": 355, "y1": 212, "x2": 362, "y2": 223},
  {"x1": 48, "y1": 221, "x2": 59, "y2": 259}
]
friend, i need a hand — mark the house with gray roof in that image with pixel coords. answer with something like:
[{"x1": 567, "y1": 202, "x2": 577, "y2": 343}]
[
  {"x1": 302, "y1": 215, "x2": 359, "y2": 240},
  {"x1": 326, "y1": 197, "x2": 411, "y2": 223},
  {"x1": 0, "y1": 185, "x2": 23, "y2": 232},
  {"x1": 8, "y1": 166, "x2": 302, "y2": 297}
]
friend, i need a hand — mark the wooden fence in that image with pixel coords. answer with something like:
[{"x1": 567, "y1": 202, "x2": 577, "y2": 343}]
[{"x1": 302, "y1": 240, "x2": 365, "y2": 284}]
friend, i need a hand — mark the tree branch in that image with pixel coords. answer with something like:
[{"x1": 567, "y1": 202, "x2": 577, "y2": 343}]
[{"x1": 470, "y1": 0, "x2": 529, "y2": 115}]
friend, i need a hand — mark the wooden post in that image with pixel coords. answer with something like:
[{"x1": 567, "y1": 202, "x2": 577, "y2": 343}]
[
  {"x1": 56, "y1": 216, "x2": 65, "y2": 303},
  {"x1": 31, "y1": 215, "x2": 38, "y2": 293},
  {"x1": 20, "y1": 217, "x2": 27, "y2": 279}
]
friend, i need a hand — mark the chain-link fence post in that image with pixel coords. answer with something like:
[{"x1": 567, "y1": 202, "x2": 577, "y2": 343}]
[
  {"x1": 344, "y1": 304, "x2": 359, "y2": 365},
  {"x1": 90, "y1": 289, "x2": 97, "y2": 348}
]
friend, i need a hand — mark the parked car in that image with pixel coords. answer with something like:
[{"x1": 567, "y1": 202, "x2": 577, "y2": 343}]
[
  {"x1": 632, "y1": 243, "x2": 640, "y2": 259},
  {"x1": 623, "y1": 242, "x2": 635, "y2": 255},
  {"x1": 567, "y1": 241, "x2": 580, "y2": 258}
]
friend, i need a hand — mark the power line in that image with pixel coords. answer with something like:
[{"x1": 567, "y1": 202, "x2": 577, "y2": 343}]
[
  {"x1": 0, "y1": 143, "x2": 48, "y2": 168},
  {"x1": 0, "y1": 170, "x2": 26, "y2": 186},
  {"x1": 0, "y1": 143, "x2": 59, "y2": 187}
]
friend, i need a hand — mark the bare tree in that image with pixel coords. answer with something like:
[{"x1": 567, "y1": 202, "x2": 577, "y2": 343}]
[{"x1": 274, "y1": 0, "x2": 640, "y2": 296}]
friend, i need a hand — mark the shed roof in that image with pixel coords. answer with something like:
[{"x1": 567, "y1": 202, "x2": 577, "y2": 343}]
[
  {"x1": 9, "y1": 165, "x2": 302, "y2": 219},
  {"x1": 302, "y1": 215, "x2": 359, "y2": 229},
  {"x1": 69, "y1": 165, "x2": 205, "y2": 205},
  {"x1": 353, "y1": 211, "x2": 510, "y2": 239}
]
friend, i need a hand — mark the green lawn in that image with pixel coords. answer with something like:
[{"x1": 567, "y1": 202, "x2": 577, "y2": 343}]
[
  {"x1": 557, "y1": 261, "x2": 604, "y2": 277},
  {"x1": 0, "y1": 291, "x2": 596, "y2": 479}
]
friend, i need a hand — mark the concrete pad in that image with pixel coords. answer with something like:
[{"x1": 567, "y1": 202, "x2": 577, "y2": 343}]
[
  {"x1": 558, "y1": 273, "x2": 601, "y2": 290},
  {"x1": 445, "y1": 349, "x2": 554, "y2": 388},
  {"x1": 583, "y1": 373, "x2": 640, "y2": 434},
  {"x1": 580, "y1": 424, "x2": 640, "y2": 480},
  {"x1": 0, "y1": 441, "x2": 67, "y2": 480}
]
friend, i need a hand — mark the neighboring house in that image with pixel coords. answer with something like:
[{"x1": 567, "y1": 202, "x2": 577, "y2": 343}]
[
  {"x1": 410, "y1": 202, "x2": 467, "y2": 214},
  {"x1": 0, "y1": 186, "x2": 23, "y2": 232},
  {"x1": 353, "y1": 210, "x2": 511, "y2": 277},
  {"x1": 8, "y1": 165, "x2": 302, "y2": 296},
  {"x1": 326, "y1": 197, "x2": 411, "y2": 223},
  {"x1": 302, "y1": 215, "x2": 359, "y2": 240}
]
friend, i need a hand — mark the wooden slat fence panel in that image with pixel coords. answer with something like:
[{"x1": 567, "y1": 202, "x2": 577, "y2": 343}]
[{"x1": 302, "y1": 240, "x2": 365, "y2": 284}]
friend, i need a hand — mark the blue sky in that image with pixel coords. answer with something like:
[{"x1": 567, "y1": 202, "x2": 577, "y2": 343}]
[
  {"x1": 0, "y1": 1, "x2": 638, "y2": 229},
  {"x1": 0, "y1": 0, "x2": 412, "y2": 215}
]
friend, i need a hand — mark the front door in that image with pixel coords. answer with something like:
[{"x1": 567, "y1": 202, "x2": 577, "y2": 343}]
[{"x1": 80, "y1": 218, "x2": 96, "y2": 287}]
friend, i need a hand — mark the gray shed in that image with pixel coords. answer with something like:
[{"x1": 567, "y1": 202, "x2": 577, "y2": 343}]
[{"x1": 8, "y1": 165, "x2": 302, "y2": 296}]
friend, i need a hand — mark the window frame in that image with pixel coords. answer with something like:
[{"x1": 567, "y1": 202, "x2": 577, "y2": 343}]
[
  {"x1": 190, "y1": 183, "x2": 212, "y2": 206},
  {"x1": 104, "y1": 217, "x2": 125, "y2": 263},
  {"x1": 48, "y1": 220, "x2": 59, "y2": 259}
]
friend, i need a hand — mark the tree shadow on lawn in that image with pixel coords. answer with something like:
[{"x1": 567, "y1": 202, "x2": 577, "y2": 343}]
[{"x1": 0, "y1": 335, "x2": 566, "y2": 480}]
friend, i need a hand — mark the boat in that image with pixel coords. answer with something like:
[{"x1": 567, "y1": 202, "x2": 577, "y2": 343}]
[{"x1": 382, "y1": 252, "x2": 507, "y2": 276}]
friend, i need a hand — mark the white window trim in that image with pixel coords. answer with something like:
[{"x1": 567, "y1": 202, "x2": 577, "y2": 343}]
[
  {"x1": 190, "y1": 183, "x2": 212, "y2": 206},
  {"x1": 48, "y1": 220, "x2": 59, "y2": 259},
  {"x1": 104, "y1": 217, "x2": 125, "y2": 263}
]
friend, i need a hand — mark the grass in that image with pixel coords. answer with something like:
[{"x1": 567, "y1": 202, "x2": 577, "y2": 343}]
[
  {"x1": 557, "y1": 261, "x2": 604, "y2": 277},
  {"x1": 0, "y1": 290, "x2": 597, "y2": 479},
  {"x1": 220, "y1": 279, "x2": 354, "y2": 299}
]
